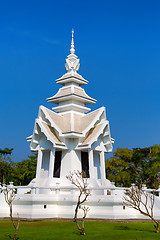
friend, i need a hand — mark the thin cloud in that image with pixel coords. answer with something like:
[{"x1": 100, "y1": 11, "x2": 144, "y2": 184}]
[
  {"x1": 42, "y1": 38, "x2": 59, "y2": 45},
  {"x1": 7, "y1": 26, "x2": 31, "y2": 37},
  {"x1": 5, "y1": 26, "x2": 58, "y2": 45}
]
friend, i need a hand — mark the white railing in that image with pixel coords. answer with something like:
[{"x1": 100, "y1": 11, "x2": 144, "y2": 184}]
[{"x1": 0, "y1": 182, "x2": 159, "y2": 197}]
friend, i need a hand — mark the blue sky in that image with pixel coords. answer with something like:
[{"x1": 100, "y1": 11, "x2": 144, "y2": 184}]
[{"x1": 0, "y1": 0, "x2": 160, "y2": 162}]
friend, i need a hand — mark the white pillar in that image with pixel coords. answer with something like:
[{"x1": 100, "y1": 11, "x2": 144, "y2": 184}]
[
  {"x1": 100, "y1": 151, "x2": 106, "y2": 180},
  {"x1": 36, "y1": 149, "x2": 43, "y2": 179},
  {"x1": 89, "y1": 150, "x2": 94, "y2": 178},
  {"x1": 49, "y1": 147, "x2": 55, "y2": 178}
]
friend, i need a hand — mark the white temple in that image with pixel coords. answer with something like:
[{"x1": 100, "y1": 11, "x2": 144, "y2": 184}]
[
  {"x1": 0, "y1": 31, "x2": 160, "y2": 219},
  {"x1": 27, "y1": 29, "x2": 114, "y2": 190}
]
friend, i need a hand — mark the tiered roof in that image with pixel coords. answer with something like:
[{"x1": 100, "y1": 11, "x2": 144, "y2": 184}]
[
  {"x1": 28, "y1": 30, "x2": 114, "y2": 152},
  {"x1": 28, "y1": 105, "x2": 114, "y2": 152},
  {"x1": 47, "y1": 30, "x2": 96, "y2": 114}
]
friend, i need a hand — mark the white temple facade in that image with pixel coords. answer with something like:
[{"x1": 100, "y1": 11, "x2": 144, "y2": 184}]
[
  {"x1": 0, "y1": 31, "x2": 160, "y2": 219},
  {"x1": 27, "y1": 30, "x2": 114, "y2": 190}
]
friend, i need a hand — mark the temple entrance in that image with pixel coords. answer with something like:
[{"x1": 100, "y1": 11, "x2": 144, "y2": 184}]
[
  {"x1": 93, "y1": 151, "x2": 101, "y2": 179},
  {"x1": 81, "y1": 151, "x2": 90, "y2": 178},
  {"x1": 41, "y1": 150, "x2": 50, "y2": 178},
  {"x1": 53, "y1": 151, "x2": 62, "y2": 178}
]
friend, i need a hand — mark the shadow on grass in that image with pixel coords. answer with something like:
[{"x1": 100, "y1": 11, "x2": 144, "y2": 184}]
[
  {"x1": 114, "y1": 225, "x2": 154, "y2": 233},
  {"x1": 8, "y1": 234, "x2": 20, "y2": 240},
  {"x1": 72, "y1": 230, "x2": 85, "y2": 236}
]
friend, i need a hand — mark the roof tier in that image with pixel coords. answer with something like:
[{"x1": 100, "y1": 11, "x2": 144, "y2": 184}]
[
  {"x1": 28, "y1": 105, "x2": 114, "y2": 152},
  {"x1": 47, "y1": 30, "x2": 96, "y2": 114},
  {"x1": 47, "y1": 85, "x2": 96, "y2": 105},
  {"x1": 55, "y1": 71, "x2": 88, "y2": 86}
]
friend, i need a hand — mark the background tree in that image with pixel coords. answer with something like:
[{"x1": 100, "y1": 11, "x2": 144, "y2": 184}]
[
  {"x1": 0, "y1": 148, "x2": 14, "y2": 184},
  {"x1": 13, "y1": 154, "x2": 37, "y2": 186},
  {"x1": 133, "y1": 145, "x2": 160, "y2": 189},
  {"x1": 0, "y1": 151, "x2": 37, "y2": 186},
  {"x1": 105, "y1": 148, "x2": 133, "y2": 187},
  {"x1": 106, "y1": 145, "x2": 160, "y2": 188}
]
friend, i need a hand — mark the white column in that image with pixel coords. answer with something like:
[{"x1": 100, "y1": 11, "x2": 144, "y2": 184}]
[
  {"x1": 36, "y1": 149, "x2": 43, "y2": 179},
  {"x1": 89, "y1": 150, "x2": 94, "y2": 178},
  {"x1": 100, "y1": 151, "x2": 106, "y2": 180},
  {"x1": 49, "y1": 147, "x2": 55, "y2": 178}
]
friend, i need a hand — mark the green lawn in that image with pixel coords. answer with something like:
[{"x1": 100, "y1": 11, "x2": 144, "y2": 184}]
[{"x1": 0, "y1": 220, "x2": 159, "y2": 240}]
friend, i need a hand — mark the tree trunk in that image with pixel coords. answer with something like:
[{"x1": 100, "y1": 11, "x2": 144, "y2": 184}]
[
  {"x1": 153, "y1": 219, "x2": 159, "y2": 233},
  {"x1": 13, "y1": 219, "x2": 20, "y2": 240},
  {"x1": 3, "y1": 174, "x2": 5, "y2": 185},
  {"x1": 81, "y1": 218, "x2": 86, "y2": 235},
  {"x1": 74, "y1": 202, "x2": 79, "y2": 222}
]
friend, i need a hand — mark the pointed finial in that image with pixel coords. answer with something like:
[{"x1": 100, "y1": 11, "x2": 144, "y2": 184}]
[
  {"x1": 70, "y1": 29, "x2": 75, "y2": 54},
  {"x1": 65, "y1": 29, "x2": 80, "y2": 72}
]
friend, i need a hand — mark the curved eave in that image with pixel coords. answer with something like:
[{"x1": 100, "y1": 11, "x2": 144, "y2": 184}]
[
  {"x1": 82, "y1": 107, "x2": 106, "y2": 135},
  {"x1": 75, "y1": 145, "x2": 90, "y2": 150},
  {"x1": 62, "y1": 131, "x2": 83, "y2": 138},
  {"x1": 26, "y1": 135, "x2": 32, "y2": 142},
  {"x1": 75, "y1": 122, "x2": 113, "y2": 152},
  {"x1": 40, "y1": 106, "x2": 63, "y2": 135},
  {"x1": 111, "y1": 137, "x2": 115, "y2": 144},
  {"x1": 52, "y1": 103, "x2": 91, "y2": 114},
  {"x1": 56, "y1": 75, "x2": 88, "y2": 86},
  {"x1": 36, "y1": 119, "x2": 67, "y2": 149},
  {"x1": 47, "y1": 94, "x2": 97, "y2": 105},
  {"x1": 78, "y1": 122, "x2": 107, "y2": 148}
]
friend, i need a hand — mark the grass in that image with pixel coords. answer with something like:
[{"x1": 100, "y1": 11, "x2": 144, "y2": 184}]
[{"x1": 0, "y1": 220, "x2": 159, "y2": 240}]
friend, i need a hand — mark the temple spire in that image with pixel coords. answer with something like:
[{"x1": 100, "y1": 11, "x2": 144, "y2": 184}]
[
  {"x1": 70, "y1": 29, "x2": 75, "y2": 54},
  {"x1": 65, "y1": 29, "x2": 80, "y2": 72}
]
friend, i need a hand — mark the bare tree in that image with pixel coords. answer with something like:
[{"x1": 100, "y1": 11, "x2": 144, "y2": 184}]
[
  {"x1": 123, "y1": 185, "x2": 159, "y2": 233},
  {"x1": 2, "y1": 185, "x2": 20, "y2": 240},
  {"x1": 66, "y1": 170, "x2": 90, "y2": 235}
]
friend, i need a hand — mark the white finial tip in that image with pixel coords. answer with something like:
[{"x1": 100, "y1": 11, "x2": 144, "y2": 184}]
[
  {"x1": 66, "y1": 29, "x2": 80, "y2": 72},
  {"x1": 70, "y1": 29, "x2": 75, "y2": 54}
]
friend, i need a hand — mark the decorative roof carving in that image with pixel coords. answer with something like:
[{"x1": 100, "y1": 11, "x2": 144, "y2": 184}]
[
  {"x1": 80, "y1": 123, "x2": 104, "y2": 146},
  {"x1": 43, "y1": 106, "x2": 104, "y2": 134},
  {"x1": 28, "y1": 105, "x2": 113, "y2": 151},
  {"x1": 41, "y1": 121, "x2": 65, "y2": 146}
]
